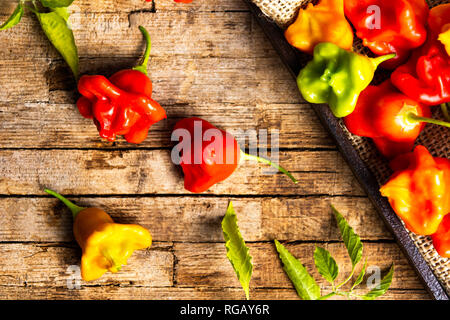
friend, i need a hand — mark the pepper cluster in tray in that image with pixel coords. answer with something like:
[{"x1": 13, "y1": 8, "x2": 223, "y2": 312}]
[{"x1": 285, "y1": 0, "x2": 450, "y2": 258}]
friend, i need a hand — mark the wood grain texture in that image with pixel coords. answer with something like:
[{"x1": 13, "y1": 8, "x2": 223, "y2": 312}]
[
  {"x1": 0, "y1": 0, "x2": 429, "y2": 300},
  {"x1": 0, "y1": 197, "x2": 391, "y2": 242}
]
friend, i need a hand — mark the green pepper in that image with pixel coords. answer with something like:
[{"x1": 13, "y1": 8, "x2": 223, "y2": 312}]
[{"x1": 297, "y1": 42, "x2": 395, "y2": 118}]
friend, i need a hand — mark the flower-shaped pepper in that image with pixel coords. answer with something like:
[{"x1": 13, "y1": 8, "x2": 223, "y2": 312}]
[
  {"x1": 45, "y1": 189, "x2": 152, "y2": 281},
  {"x1": 380, "y1": 146, "x2": 450, "y2": 236},
  {"x1": 77, "y1": 26, "x2": 166, "y2": 144},
  {"x1": 344, "y1": 0, "x2": 429, "y2": 69},
  {"x1": 297, "y1": 42, "x2": 394, "y2": 118},
  {"x1": 285, "y1": 0, "x2": 354, "y2": 54}
]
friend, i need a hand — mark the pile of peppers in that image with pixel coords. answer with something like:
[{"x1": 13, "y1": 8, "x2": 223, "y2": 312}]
[{"x1": 285, "y1": 0, "x2": 450, "y2": 257}]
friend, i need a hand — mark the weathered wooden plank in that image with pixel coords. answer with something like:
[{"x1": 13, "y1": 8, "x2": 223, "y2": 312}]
[
  {"x1": 0, "y1": 59, "x2": 49, "y2": 103},
  {"x1": 0, "y1": 196, "x2": 391, "y2": 242},
  {"x1": 0, "y1": 102, "x2": 333, "y2": 148},
  {"x1": 0, "y1": 11, "x2": 270, "y2": 59},
  {"x1": 0, "y1": 0, "x2": 248, "y2": 16},
  {"x1": 0, "y1": 286, "x2": 429, "y2": 300},
  {"x1": 0, "y1": 243, "x2": 173, "y2": 287},
  {"x1": 0, "y1": 149, "x2": 363, "y2": 196},
  {"x1": 0, "y1": 242, "x2": 425, "y2": 295},
  {"x1": 175, "y1": 242, "x2": 424, "y2": 291}
]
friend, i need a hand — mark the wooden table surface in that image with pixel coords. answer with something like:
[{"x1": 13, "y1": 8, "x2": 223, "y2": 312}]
[{"x1": 0, "y1": 0, "x2": 430, "y2": 299}]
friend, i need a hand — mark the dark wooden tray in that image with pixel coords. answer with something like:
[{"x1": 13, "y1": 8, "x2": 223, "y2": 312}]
[{"x1": 243, "y1": 0, "x2": 449, "y2": 300}]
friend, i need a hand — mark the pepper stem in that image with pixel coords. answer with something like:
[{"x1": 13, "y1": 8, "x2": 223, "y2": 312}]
[
  {"x1": 132, "y1": 26, "x2": 152, "y2": 76},
  {"x1": 407, "y1": 112, "x2": 450, "y2": 128},
  {"x1": 441, "y1": 103, "x2": 450, "y2": 122},
  {"x1": 240, "y1": 150, "x2": 298, "y2": 184},
  {"x1": 44, "y1": 189, "x2": 85, "y2": 219},
  {"x1": 371, "y1": 53, "x2": 396, "y2": 68}
]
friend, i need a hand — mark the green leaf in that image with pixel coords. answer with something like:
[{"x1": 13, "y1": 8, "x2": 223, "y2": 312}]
[
  {"x1": 0, "y1": 3, "x2": 24, "y2": 31},
  {"x1": 332, "y1": 205, "x2": 363, "y2": 268},
  {"x1": 35, "y1": 10, "x2": 78, "y2": 78},
  {"x1": 51, "y1": 7, "x2": 70, "y2": 22},
  {"x1": 40, "y1": 0, "x2": 75, "y2": 8},
  {"x1": 313, "y1": 246, "x2": 339, "y2": 283},
  {"x1": 274, "y1": 240, "x2": 320, "y2": 300},
  {"x1": 222, "y1": 202, "x2": 253, "y2": 300},
  {"x1": 351, "y1": 258, "x2": 367, "y2": 291},
  {"x1": 362, "y1": 264, "x2": 394, "y2": 300}
]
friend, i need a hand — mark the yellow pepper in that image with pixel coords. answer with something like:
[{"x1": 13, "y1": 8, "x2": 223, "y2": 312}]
[
  {"x1": 284, "y1": 0, "x2": 353, "y2": 54},
  {"x1": 439, "y1": 26, "x2": 450, "y2": 56},
  {"x1": 45, "y1": 189, "x2": 152, "y2": 281}
]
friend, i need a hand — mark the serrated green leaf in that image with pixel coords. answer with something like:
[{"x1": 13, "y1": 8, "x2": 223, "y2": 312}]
[
  {"x1": 222, "y1": 202, "x2": 253, "y2": 300},
  {"x1": 35, "y1": 10, "x2": 78, "y2": 78},
  {"x1": 0, "y1": 3, "x2": 24, "y2": 31},
  {"x1": 362, "y1": 264, "x2": 394, "y2": 300},
  {"x1": 40, "y1": 0, "x2": 75, "y2": 8},
  {"x1": 274, "y1": 240, "x2": 320, "y2": 300},
  {"x1": 314, "y1": 246, "x2": 339, "y2": 283},
  {"x1": 332, "y1": 205, "x2": 363, "y2": 268},
  {"x1": 351, "y1": 258, "x2": 367, "y2": 291}
]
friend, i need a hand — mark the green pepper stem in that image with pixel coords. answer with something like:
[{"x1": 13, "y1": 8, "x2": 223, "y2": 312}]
[
  {"x1": 44, "y1": 189, "x2": 85, "y2": 219},
  {"x1": 407, "y1": 112, "x2": 450, "y2": 128},
  {"x1": 441, "y1": 103, "x2": 450, "y2": 122},
  {"x1": 371, "y1": 53, "x2": 396, "y2": 68},
  {"x1": 133, "y1": 26, "x2": 151, "y2": 76},
  {"x1": 240, "y1": 150, "x2": 298, "y2": 184}
]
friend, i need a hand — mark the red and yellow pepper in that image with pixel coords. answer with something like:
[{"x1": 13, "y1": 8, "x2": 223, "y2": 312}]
[
  {"x1": 285, "y1": 0, "x2": 354, "y2": 54},
  {"x1": 45, "y1": 189, "x2": 152, "y2": 281},
  {"x1": 380, "y1": 146, "x2": 450, "y2": 236}
]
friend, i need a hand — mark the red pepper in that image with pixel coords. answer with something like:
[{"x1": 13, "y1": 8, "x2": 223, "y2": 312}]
[
  {"x1": 380, "y1": 146, "x2": 450, "y2": 236},
  {"x1": 172, "y1": 117, "x2": 298, "y2": 193},
  {"x1": 432, "y1": 214, "x2": 450, "y2": 258},
  {"x1": 391, "y1": 4, "x2": 450, "y2": 105},
  {"x1": 343, "y1": 80, "x2": 450, "y2": 158},
  {"x1": 77, "y1": 26, "x2": 166, "y2": 144},
  {"x1": 174, "y1": 0, "x2": 193, "y2": 3},
  {"x1": 344, "y1": 0, "x2": 429, "y2": 69}
]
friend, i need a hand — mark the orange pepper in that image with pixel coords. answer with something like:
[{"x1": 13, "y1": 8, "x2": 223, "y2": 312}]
[
  {"x1": 45, "y1": 189, "x2": 152, "y2": 281},
  {"x1": 380, "y1": 146, "x2": 450, "y2": 236},
  {"x1": 284, "y1": 0, "x2": 353, "y2": 54},
  {"x1": 432, "y1": 214, "x2": 450, "y2": 258}
]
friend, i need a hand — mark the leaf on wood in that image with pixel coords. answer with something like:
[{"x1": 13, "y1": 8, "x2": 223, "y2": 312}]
[
  {"x1": 35, "y1": 10, "x2": 79, "y2": 78},
  {"x1": 222, "y1": 202, "x2": 253, "y2": 300},
  {"x1": 332, "y1": 205, "x2": 363, "y2": 268},
  {"x1": 0, "y1": 3, "x2": 24, "y2": 31},
  {"x1": 362, "y1": 264, "x2": 395, "y2": 300},
  {"x1": 313, "y1": 246, "x2": 339, "y2": 283},
  {"x1": 274, "y1": 240, "x2": 320, "y2": 300}
]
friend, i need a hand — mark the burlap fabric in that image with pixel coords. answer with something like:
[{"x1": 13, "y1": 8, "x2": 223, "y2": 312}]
[{"x1": 251, "y1": 0, "x2": 450, "y2": 295}]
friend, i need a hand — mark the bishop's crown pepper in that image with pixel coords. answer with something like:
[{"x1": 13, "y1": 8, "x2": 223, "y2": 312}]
[
  {"x1": 284, "y1": 0, "x2": 353, "y2": 54},
  {"x1": 344, "y1": 80, "x2": 450, "y2": 158},
  {"x1": 380, "y1": 146, "x2": 450, "y2": 236},
  {"x1": 77, "y1": 26, "x2": 166, "y2": 144},
  {"x1": 344, "y1": 0, "x2": 429, "y2": 69},
  {"x1": 297, "y1": 42, "x2": 395, "y2": 118},
  {"x1": 391, "y1": 4, "x2": 450, "y2": 106},
  {"x1": 172, "y1": 117, "x2": 298, "y2": 193},
  {"x1": 45, "y1": 189, "x2": 152, "y2": 281}
]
